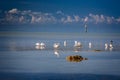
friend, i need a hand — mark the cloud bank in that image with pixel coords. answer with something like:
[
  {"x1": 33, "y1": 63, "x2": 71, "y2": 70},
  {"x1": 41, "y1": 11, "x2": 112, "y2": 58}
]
[{"x1": 0, "y1": 8, "x2": 120, "y2": 25}]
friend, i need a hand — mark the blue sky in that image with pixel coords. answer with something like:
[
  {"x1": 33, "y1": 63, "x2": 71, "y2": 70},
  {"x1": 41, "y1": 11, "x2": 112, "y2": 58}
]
[{"x1": 0, "y1": 0, "x2": 120, "y2": 33}]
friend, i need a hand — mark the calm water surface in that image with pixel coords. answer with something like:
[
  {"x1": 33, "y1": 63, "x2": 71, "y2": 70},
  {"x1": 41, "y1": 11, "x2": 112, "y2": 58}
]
[{"x1": 0, "y1": 33, "x2": 120, "y2": 80}]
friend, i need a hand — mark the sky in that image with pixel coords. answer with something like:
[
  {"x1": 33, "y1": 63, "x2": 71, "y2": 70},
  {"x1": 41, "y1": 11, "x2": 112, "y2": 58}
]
[{"x1": 0, "y1": 0, "x2": 120, "y2": 33}]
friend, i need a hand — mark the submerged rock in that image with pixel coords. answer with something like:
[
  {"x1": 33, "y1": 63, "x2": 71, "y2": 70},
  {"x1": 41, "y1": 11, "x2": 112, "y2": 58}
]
[{"x1": 66, "y1": 55, "x2": 88, "y2": 62}]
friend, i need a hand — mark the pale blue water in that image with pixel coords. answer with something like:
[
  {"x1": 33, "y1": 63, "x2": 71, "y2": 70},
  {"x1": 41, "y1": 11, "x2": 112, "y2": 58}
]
[{"x1": 0, "y1": 32, "x2": 120, "y2": 80}]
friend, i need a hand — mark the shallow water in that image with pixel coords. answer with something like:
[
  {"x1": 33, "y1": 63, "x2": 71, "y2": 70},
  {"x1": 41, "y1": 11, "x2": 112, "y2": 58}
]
[{"x1": 0, "y1": 33, "x2": 120, "y2": 79}]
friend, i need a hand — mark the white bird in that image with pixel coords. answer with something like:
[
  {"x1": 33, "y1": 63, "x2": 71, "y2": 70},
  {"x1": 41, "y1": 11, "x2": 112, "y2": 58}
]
[
  {"x1": 53, "y1": 43, "x2": 60, "y2": 49},
  {"x1": 74, "y1": 41, "x2": 78, "y2": 47},
  {"x1": 40, "y1": 42, "x2": 46, "y2": 49},
  {"x1": 105, "y1": 43, "x2": 108, "y2": 50},
  {"x1": 89, "y1": 42, "x2": 92, "y2": 48},
  {"x1": 64, "y1": 41, "x2": 67, "y2": 47},
  {"x1": 77, "y1": 42, "x2": 82, "y2": 47},
  {"x1": 109, "y1": 43, "x2": 113, "y2": 51},
  {"x1": 109, "y1": 43, "x2": 113, "y2": 48},
  {"x1": 35, "y1": 42, "x2": 45, "y2": 50},
  {"x1": 109, "y1": 40, "x2": 113, "y2": 51},
  {"x1": 35, "y1": 42, "x2": 40, "y2": 46},
  {"x1": 74, "y1": 41, "x2": 82, "y2": 47},
  {"x1": 35, "y1": 42, "x2": 40, "y2": 50}
]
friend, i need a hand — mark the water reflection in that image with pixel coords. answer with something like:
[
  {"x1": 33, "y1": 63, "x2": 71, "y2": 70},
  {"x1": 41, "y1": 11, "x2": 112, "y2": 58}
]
[
  {"x1": 109, "y1": 47, "x2": 113, "y2": 51},
  {"x1": 74, "y1": 47, "x2": 81, "y2": 52},
  {"x1": 66, "y1": 55, "x2": 88, "y2": 62},
  {"x1": 35, "y1": 45, "x2": 45, "y2": 50},
  {"x1": 35, "y1": 42, "x2": 46, "y2": 50},
  {"x1": 105, "y1": 43, "x2": 108, "y2": 50},
  {"x1": 6, "y1": 40, "x2": 119, "y2": 52},
  {"x1": 104, "y1": 43, "x2": 113, "y2": 51},
  {"x1": 109, "y1": 43, "x2": 113, "y2": 51},
  {"x1": 54, "y1": 49, "x2": 60, "y2": 57}
]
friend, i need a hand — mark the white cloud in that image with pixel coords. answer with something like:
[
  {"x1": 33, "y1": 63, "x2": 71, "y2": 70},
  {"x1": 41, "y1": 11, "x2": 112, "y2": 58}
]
[
  {"x1": 66, "y1": 16, "x2": 73, "y2": 23},
  {"x1": 61, "y1": 15, "x2": 81, "y2": 23},
  {"x1": 36, "y1": 17, "x2": 42, "y2": 22},
  {"x1": 5, "y1": 13, "x2": 20, "y2": 24},
  {"x1": 31, "y1": 15, "x2": 36, "y2": 23},
  {"x1": 116, "y1": 17, "x2": 120, "y2": 22},
  {"x1": 100, "y1": 14, "x2": 105, "y2": 22},
  {"x1": 29, "y1": 12, "x2": 57, "y2": 24},
  {"x1": 89, "y1": 13, "x2": 100, "y2": 24},
  {"x1": 89, "y1": 13, "x2": 116, "y2": 24},
  {"x1": 106, "y1": 16, "x2": 115, "y2": 24},
  {"x1": 2, "y1": 8, "x2": 58, "y2": 24},
  {"x1": 1, "y1": 8, "x2": 120, "y2": 25},
  {"x1": 44, "y1": 13, "x2": 52, "y2": 16},
  {"x1": 19, "y1": 16, "x2": 24, "y2": 23},
  {"x1": 8, "y1": 8, "x2": 18, "y2": 14},
  {"x1": 62, "y1": 16, "x2": 74, "y2": 23},
  {"x1": 61, "y1": 17, "x2": 65, "y2": 23},
  {"x1": 84, "y1": 16, "x2": 88, "y2": 23},
  {"x1": 74, "y1": 15, "x2": 79, "y2": 22},
  {"x1": 56, "y1": 10, "x2": 64, "y2": 15},
  {"x1": 21, "y1": 10, "x2": 32, "y2": 15}
]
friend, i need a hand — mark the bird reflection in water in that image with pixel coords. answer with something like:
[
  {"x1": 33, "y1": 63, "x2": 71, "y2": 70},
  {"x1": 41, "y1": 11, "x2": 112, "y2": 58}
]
[
  {"x1": 105, "y1": 42, "x2": 113, "y2": 51},
  {"x1": 74, "y1": 41, "x2": 82, "y2": 52},
  {"x1": 66, "y1": 55, "x2": 88, "y2": 62},
  {"x1": 74, "y1": 47, "x2": 81, "y2": 52},
  {"x1": 35, "y1": 42, "x2": 46, "y2": 50},
  {"x1": 105, "y1": 43, "x2": 108, "y2": 50},
  {"x1": 54, "y1": 49, "x2": 60, "y2": 57},
  {"x1": 109, "y1": 47, "x2": 113, "y2": 51}
]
